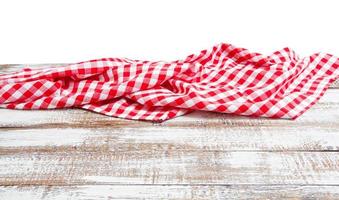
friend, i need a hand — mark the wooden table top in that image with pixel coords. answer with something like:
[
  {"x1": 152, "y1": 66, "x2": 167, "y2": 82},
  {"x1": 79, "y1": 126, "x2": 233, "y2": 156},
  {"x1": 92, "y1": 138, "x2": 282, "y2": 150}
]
[{"x1": 1, "y1": 64, "x2": 339, "y2": 199}]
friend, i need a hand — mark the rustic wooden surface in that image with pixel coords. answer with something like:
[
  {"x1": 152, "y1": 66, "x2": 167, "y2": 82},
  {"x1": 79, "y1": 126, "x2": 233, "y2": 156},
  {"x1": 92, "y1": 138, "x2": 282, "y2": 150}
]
[{"x1": 0, "y1": 64, "x2": 339, "y2": 199}]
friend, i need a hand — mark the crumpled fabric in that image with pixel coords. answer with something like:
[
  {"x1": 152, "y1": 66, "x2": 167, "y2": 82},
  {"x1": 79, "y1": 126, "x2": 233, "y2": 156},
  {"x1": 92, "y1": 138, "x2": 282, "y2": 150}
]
[{"x1": 0, "y1": 43, "x2": 338, "y2": 121}]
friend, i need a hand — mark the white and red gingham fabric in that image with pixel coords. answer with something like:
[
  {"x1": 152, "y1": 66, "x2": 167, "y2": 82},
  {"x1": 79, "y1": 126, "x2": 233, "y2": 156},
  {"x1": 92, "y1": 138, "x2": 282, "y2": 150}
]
[{"x1": 0, "y1": 43, "x2": 338, "y2": 121}]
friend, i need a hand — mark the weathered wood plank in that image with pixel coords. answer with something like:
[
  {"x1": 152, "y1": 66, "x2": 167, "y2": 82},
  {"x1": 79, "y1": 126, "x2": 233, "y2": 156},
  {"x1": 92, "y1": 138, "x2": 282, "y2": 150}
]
[
  {"x1": 1, "y1": 89, "x2": 338, "y2": 129},
  {"x1": 0, "y1": 126, "x2": 339, "y2": 152},
  {"x1": 1, "y1": 185, "x2": 339, "y2": 199},
  {"x1": 0, "y1": 64, "x2": 67, "y2": 74},
  {"x1": 0, "y1": 150, "x2": 338, "y2": 185},
  {"x1": 333, "y1": 79, "x2": 339, "y2": 88}
]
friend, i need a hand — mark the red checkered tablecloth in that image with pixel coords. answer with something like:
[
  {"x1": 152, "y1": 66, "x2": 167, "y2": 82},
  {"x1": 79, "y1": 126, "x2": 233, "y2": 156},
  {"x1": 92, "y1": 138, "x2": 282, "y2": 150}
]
[{"x1": 1, "y1": 43, "x2": 338, "y2": 121}]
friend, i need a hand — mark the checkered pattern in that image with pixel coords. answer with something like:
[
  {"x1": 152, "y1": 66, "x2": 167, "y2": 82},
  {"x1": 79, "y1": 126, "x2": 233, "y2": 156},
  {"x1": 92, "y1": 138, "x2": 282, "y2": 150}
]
[{"x1": 1, "y1": 43, "x2": 338, "y2": 121}]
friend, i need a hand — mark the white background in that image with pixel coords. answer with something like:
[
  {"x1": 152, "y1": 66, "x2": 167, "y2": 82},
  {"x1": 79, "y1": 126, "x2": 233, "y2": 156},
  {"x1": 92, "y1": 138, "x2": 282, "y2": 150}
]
[{"x1": 0, "y1": 0, "x2": 338, "y2": 64}]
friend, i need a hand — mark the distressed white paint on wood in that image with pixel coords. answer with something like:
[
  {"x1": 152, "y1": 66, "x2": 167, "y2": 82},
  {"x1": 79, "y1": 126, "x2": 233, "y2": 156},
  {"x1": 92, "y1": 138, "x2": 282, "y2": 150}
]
[
  {"x1": 0, "y1": 126, "x2": 339, "y2": 152},
  {"x1": 1, "y1": 185, "x2": 339, "y2": 200},
  {"x1": 333, "y1": 79, "x2": 339, "y2": 88},
  {"x1": 0, "y1": 151, "x2": 338, "y2": 185},
  {"x1": 0, "y1": 64, "x2": 67, "y2": 74}
]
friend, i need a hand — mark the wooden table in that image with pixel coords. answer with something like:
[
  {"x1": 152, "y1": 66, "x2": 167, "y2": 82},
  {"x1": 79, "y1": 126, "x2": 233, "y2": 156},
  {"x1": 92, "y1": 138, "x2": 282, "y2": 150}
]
[{"x1": 0, "y1": 64, "x2": 339, "y2": 199}]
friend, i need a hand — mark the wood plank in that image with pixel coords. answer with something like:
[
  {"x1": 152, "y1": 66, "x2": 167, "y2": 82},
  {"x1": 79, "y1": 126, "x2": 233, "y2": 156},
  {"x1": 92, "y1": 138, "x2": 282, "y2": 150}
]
[
  {"x1": 0, "y1": 64, "x2": 67, "y2": 73},
  {"x1": 1, "y1": 185, "x2": 339, "y2": 199},
  {"x1": 1, "y1": 125, "x2": 339, "y2": 152},
  {"x1": 1, "y1": 89, "x2": 338, "y2": 129},
  {"x1": 0, "y1": 150, "x2": 339, "y2": 185},
  {"x1": 333, "y1": 79, "x2": 339, "y2": 88}
]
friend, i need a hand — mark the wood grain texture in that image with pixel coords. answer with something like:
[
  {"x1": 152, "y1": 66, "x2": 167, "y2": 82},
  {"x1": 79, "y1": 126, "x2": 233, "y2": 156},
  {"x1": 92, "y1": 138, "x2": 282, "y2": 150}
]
[
  {"x1": 1, "y1": 150, "x2": 339, "y2": 185},
  {"x1": 333, "y1": 79, "x2": 339, "y2": 88},
  {"x1": 2, "y1": 185, "x2": 339, "y2": 200},
  {"x1": 1, "y1": 126, "x2": 339, "y2": 152}
]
